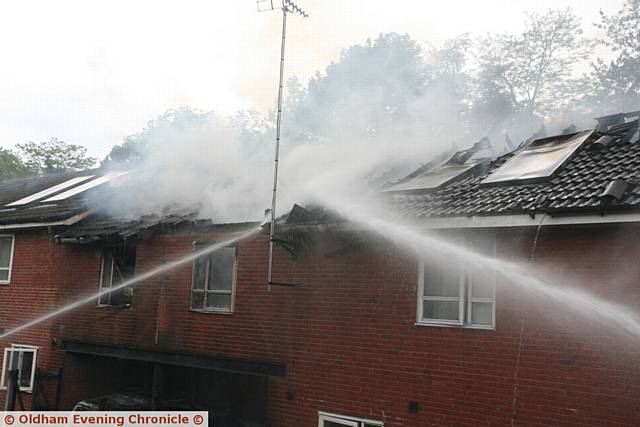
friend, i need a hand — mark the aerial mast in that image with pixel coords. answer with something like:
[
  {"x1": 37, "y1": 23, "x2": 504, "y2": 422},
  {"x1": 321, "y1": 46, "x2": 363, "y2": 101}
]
[{"x1": 257, "y1": 0, "x2": 308, "y2": 291}]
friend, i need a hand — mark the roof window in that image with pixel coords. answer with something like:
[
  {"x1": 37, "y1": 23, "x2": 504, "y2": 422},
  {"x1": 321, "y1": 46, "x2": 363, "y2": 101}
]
[{"x1": 481, "y1": 130, "x2": 593, "y2": 186}]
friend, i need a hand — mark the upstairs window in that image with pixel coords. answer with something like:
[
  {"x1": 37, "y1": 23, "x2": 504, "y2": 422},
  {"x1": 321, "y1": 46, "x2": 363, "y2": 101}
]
[
  {"x1": 1, "y1": 344, "x2": 38, "y2": 392},
  {"x1": 190, "y1": 244, "x2": 237, "y2": 313},
  {"x1": 318, "y1": 412, "x2": 383, "y2": 427},
  {"x1": 98, "y1": 245, "x2": 136, "y2": 307},
  {"x1": 0, "y1": 235, "x2": 15, "y2": 284},
  {"x1": 418, "y1": 231, "x2": 496, "y2": 329}
]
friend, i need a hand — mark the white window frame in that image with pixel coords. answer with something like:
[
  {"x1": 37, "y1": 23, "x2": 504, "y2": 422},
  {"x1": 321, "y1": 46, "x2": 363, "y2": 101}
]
[
  {"x1": 318, "y1": 411, "x2": 383, "y2": 427},
  {"x1": 190, "y1": 243, "x2": 237, "y2": 314},
  {"x1": 416, "y1": 231, "x2": 496, "y2": 330},
  {"x1": 97, "y1": 252, "x2": 115, "y2": 306},
  {"x1": 97, "y1": 250, "x2": 134, "y2": 307},
  {"x1": 0, "y1": 344, "x2": 38, "y2": 392},
  {"x1": 0, "y1": 234, "x2": 16, "y2": 285}
]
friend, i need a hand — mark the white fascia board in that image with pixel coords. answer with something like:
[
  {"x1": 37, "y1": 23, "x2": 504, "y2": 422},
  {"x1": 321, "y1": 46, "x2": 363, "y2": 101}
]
[
  {"x1": 0, "y1": 211, "x2": 92, "y2": 230},
  {"x1": 419, "y1": 212, "x2": 640, "y2": 229}
]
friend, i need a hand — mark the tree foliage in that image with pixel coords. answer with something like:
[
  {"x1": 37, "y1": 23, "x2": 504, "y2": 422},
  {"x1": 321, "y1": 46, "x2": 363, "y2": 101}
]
[
  {"x1": 476, "y1": 8, "x2": 593, "y2": 117},
  {"x1": 588, "y1": 0, "x2": 640, "y2": 112},
  {"x1": 0, "y1": 148, "x2": 35, "y2": 181},
  {"x1": 281, "y1": 33, "x2": 428, "y2": 142},
  {"x1": 103, "y1": 107, "x2": 212, "y2": 167},
  {"x1": 102, "y1": 6, "x2": 639, "y2": 166},
  {"x1": 16, "y1": 138, "x2": 96, "y2": 175}
]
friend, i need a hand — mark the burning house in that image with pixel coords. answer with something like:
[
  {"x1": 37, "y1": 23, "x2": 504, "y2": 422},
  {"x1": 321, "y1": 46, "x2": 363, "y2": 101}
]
[{"x1": 1, "y1": 112, "x2": 640, "y2": 426}]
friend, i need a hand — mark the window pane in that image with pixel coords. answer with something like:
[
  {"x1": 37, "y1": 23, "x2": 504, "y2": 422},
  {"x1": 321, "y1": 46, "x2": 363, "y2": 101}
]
[
  {"x1": 423, "y1": 264, "x2": 459, "y2": 297},
  {"x1": 0, "y1": 269, "x2": 8, "y2": 282},
  {"x1": 471, "y1": 302, "x2": 493, "y2": 326},
  {"x1": 110, "y1": 286, "x2": 132, "y2": 306},
  {"x1": 0, "y1": 237, "x2": 12, "y2": 269},
  {"x1": 191, "y1": 291, "x2": 205, "y2": 310},
  {"x1": 209, "y1": 248, "x2": 235, "y2": 291},
  {"x1": 98, "y1": 291, "x2": 111, "y2": 306},
  {"x1": 206, "y1": 293, "x2": 231, "y2": 310},
  {"x1": 192, "y1": 257, "x2": 207, "y2": 290},
  {"x1": 100, "y1": 253, "x2": 113, "y2": 288},
  {"x1": 471, "y1": 270, "x2": 494, "y2": 298},
  {"x1": 18, "y1": 351, "x2": 34, "y2": 388},
  {"x1": 423, "y1": 300, "x2": 459, "y2": 321},
  {"x1": 2, "y1": 350, "x2": 11, "y2": 387}
]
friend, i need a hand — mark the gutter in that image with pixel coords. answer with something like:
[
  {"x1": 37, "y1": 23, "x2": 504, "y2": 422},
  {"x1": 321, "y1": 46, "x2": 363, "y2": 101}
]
[
  {"x1": 0, "y1": 210, "x2": 91, "y2": 231},
  {"x1": 418, "y1": 211, "x2": 640, "y2": 229},
  {"x1": 278, "y1": 211, "x2": 640, "y2": 234}
]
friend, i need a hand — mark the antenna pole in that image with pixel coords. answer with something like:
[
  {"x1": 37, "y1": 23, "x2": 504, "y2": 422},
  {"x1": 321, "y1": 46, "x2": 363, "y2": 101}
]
[{"x1": 267, "y1": 5, "x2": 288, "y2": 291}]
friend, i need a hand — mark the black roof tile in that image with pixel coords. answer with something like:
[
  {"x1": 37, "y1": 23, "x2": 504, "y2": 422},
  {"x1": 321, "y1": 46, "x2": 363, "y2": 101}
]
[{"x1": 391, "y1": 120, "x2": 640, "y2": 218}]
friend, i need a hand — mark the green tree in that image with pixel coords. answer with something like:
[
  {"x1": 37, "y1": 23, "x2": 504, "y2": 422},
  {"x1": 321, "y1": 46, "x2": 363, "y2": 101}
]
[
  {"x1": 17, "y1": 138, "x2": 96, "y2": 174},
  {"x1": 588, "y1": 0, "x2": 640, "y2": 112},
  {"x1": 0, "y1": 148, "x2": 35, "y2": 181},
  {"x1": 476, "y1": 8, "x2": 593, "y2": 118}
]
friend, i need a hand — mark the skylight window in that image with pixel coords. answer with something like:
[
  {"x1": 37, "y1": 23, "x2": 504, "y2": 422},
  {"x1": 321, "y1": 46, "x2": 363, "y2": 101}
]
[
  {"x1": 481, "y1": 130, "x2": 593, "y2": 185},
  {"x1": 384, "y1": 161, "x2": 482, "y2": 193},
  {"x1": 5, "y1": 176, "x2": 94, "y2": 206},
  {"x1": 41, "y1": 172, "x2": 127, "y2": 202}
]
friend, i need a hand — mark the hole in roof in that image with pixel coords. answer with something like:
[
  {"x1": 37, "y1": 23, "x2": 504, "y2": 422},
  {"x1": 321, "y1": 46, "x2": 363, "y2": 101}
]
[{"x1": 481, "y1": 130, "x2": 594, "y2": 186}]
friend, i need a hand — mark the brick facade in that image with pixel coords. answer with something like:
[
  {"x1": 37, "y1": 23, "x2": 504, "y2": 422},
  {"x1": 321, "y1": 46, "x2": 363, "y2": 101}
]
[{"x1": 1, "y1": 223, "x2": 639, "y2": 425}]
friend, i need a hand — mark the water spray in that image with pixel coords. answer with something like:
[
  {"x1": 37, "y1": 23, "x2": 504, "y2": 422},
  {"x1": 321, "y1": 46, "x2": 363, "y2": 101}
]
[
  {"x1": 0, "y1": 227, "x2": 260, "y2": 340},
  {"x1": 310, "y1": 191, "x2": 640, "y2": 340}
]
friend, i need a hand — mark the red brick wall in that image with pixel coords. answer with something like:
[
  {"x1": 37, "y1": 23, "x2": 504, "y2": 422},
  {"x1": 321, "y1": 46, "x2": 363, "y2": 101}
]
[
  {"x1": 0, "y1": 228, "x2": 88, "y2": 409},
  {"x1": 2, "y1": 224, "x2": 640, "y2": 425}
]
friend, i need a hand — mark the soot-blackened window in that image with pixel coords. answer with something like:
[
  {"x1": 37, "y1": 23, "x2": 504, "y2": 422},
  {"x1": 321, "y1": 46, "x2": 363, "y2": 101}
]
[
  {"x1": 98, "y1": 244, "x2": 136, "y2": 307},
  {"x1": 190, "y1": 243, "x2": 236, "y2": 313}
]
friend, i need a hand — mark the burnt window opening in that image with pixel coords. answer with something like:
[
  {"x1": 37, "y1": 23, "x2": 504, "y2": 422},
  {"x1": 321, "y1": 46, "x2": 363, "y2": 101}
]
[
  {"x1": 190, "y1": 243, "x2": 237, "y2": 314},
  {"x1": 98, "y1": 244, "x2": 136, "y2": 307}
]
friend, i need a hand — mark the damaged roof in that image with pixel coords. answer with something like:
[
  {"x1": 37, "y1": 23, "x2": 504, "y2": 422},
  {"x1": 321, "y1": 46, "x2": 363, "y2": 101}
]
[
  {"x1": 391, "y1": 114, "x2": 640, "y2": 219},
  {"x1": 55, "y1": 214, "x2": 258, "y2": 243},
  {"x1": 0, "y1": 168, "x2": 256, "y2": 241},
  {"x1": 0, "y1": 170, "x2": 102, "y2": 226}
]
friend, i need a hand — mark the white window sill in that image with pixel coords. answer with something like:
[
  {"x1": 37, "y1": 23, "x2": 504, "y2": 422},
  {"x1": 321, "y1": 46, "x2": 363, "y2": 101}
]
[
  {"x1": 415, "y1": 321, "x2": 495, "y2": 331},
  {"x1": 96, "y1": 304, "x2": 132, "y2": 309},
  {"x1": 0, "y1": 386, "x2": 33, "y2": 393},
  {"x1": 190, "y1": 308, "x2": 233, "y2": 315}
]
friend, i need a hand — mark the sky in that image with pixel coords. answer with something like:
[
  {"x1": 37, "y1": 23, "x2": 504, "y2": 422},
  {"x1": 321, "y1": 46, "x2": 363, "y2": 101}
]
[{"x1": 0, "y1": 0, "x2": 624, "y2": 159}]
